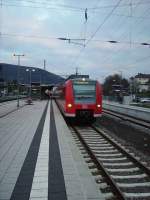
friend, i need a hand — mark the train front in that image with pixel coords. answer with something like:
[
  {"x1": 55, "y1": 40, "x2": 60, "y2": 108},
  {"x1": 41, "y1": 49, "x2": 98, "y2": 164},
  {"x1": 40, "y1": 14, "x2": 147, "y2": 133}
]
[{"x1": 65, "y1": 78, "x2": 102, "y2": 120}]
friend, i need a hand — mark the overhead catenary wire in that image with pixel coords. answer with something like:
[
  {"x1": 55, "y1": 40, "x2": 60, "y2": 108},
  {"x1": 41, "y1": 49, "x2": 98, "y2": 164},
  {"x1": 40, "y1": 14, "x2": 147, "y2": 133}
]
[
  {"x1": 0, "y1": 0, "x2": 3, "y2": 40},
  {"x1": 85, "y1": 0, "x2": 122, "y2": 46},
  {"x1": 5, "y1": 0, "x2": 150, "y2": 8},
  {"x1": 5, "y1": 0, "x2": 85, "y2": 10},
  {"x1": 92, "y1": 0, "x2": 103, "y2": 10},
  {"x1": 129, "y1": 0, "x2": 133, "y2": 47},
  {"x1": 2, "y1": 2, "x2": 84, "y2": 12},
  {"x1": 95, "y1": 0, "x2": 135, "y2": 67},
  {"x1": 1, "y1": 33, "x2": 57, "y2": 40},
  {"x1": 96, "y1": 12, "x2": 150, "y2": 20},
  {"x1": 90, "y1": 0, "x2": 150, "y2": 71},
  {"x1": 72, "y1": 0, "x2": 150, "y2": 76},
  {"x1": 110, "y1": 4, "x2": 150, "y2": 66},
  {"x1": 3, "y1": 0, "x2": 150, "y2": 12},
  {"x1": 91, "y1": 1, "x2": 150, "y2": 10},
  {"x1": 70, "y1": 0, "x2": 123, "y2": 69},
  {"x1": 75, "y1": 0, "x2": 103, "y2": 66},
  {"x1": 1, "y1": 31, "x2": 150, "y2": 47},
  {"x1": 1, "y1": 0, "x2": 150, "y2": 76},
  {"x1": 114, "y1": 55, "x2": 150, "y2": 71}
]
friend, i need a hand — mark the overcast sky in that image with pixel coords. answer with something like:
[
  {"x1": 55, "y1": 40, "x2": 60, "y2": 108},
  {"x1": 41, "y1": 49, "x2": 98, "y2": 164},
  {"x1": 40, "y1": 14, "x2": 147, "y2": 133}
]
[{"x1": 0, "y1": 0, "x2": 150, "y2": 82}]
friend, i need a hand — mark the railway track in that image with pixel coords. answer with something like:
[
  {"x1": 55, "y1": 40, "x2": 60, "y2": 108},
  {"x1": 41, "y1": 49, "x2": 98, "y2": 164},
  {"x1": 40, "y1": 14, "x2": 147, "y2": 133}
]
[
  {"x1": 103, "y1": 108, "x2": 150, "y2": 129},
  {"x1": 70, "y1": 125, "x2": 150, "y2": 200}
]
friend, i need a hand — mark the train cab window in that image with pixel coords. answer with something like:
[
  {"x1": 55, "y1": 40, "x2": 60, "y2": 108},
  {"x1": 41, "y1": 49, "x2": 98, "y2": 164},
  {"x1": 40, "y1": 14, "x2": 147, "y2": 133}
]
[{"x1": 73, "y1": 81, "x2": 96, "y2": 103}]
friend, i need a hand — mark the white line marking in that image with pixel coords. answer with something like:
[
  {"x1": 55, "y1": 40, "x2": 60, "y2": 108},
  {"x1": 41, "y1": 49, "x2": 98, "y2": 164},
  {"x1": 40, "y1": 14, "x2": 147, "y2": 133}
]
[{"x1": 29, "y1": 102, "x2": 50, "y2": 199}]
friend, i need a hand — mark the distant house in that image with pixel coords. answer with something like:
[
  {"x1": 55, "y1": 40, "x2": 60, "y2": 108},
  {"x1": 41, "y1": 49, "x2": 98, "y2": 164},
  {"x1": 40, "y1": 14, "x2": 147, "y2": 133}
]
[{"x1": 132, "y1": 73, "x2": 150, "y2": 92}]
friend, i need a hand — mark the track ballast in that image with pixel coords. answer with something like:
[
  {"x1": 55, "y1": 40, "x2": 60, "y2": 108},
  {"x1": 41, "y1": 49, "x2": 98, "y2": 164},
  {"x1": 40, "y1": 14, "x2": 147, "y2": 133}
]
[{"x1": 70, "y1": 125, "x2": 150, "y2": 200}]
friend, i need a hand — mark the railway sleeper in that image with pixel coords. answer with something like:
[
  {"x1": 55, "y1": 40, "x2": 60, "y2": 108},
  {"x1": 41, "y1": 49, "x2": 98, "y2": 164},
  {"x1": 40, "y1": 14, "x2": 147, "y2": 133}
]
[{"x1": 88, "y1": 163, "x2": 97, "y2": 169}]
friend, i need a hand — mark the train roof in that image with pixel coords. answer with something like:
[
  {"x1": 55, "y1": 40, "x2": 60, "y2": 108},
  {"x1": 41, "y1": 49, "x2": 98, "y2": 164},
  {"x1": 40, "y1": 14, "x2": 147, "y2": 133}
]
[
  {"x1": 66, "y1": 78, "x2": 97, "y2": 84},
  {"x1": 66, "y1": 74, "x2": 89, "y2": 80}
]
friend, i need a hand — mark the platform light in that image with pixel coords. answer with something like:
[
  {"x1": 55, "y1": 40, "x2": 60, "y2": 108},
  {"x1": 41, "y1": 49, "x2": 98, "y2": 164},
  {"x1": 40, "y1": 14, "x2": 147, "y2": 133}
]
[
  {"x1": 97, "y1": 104, "x2": 101, "y2": 108},
  {"x1": 82, "y1": 78, "x2": 85, "y2": 81},
  {"x1": 67, "y1": 103, "x2": 72, "y2": 108}
]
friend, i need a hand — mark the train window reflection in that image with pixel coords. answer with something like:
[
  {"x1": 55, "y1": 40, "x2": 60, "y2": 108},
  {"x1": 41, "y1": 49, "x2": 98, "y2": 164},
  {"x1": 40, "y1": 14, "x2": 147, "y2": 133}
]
[{"x1": 73, "y1": 83, "x2": 96, "y2": 103}]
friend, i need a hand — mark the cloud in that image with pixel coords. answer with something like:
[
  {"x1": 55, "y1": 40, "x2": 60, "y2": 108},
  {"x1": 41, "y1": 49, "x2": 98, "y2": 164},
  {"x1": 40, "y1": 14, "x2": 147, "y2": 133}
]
[{"x1": 1, "y1": 0, "x2": 150, "y2": 81}]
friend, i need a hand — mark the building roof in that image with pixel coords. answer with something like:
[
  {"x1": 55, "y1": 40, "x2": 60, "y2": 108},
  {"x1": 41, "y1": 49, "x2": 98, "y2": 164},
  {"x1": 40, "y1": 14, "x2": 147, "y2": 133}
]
[{"x1": 135, "y1": 73, "x2": 150, "y2": 78}]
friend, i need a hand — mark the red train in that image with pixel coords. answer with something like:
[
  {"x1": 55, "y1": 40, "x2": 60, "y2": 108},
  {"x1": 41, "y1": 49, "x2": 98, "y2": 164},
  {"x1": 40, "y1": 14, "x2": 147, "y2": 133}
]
[{"x1": 54, "y1": 77, "x2": 102, "y2": 121}]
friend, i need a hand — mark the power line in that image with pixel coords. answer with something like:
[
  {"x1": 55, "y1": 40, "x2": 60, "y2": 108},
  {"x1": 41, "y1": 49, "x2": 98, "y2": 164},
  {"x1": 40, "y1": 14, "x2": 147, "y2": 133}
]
[
  {"x1": 98, "y1": 12, "x2": 150, "y2": 20},
  {"x1": 91, "y1": 1, "x2": 150, "y2": 10},
  {"x1": 1, "y1": 1, "x2": 85, "y2": 12},
  {"x1": 58, "y1": 0, "x2": 149, "y2": 70},
  {"x1": 1, "y1": 33, "x2": 57, "y2": 40},
  {"x1": 6, "y1": 0, "x2": 150, "y2": 8},
  {"x1": 1, "y1": 0, "x2": 150, "y2": 76},
  {"x1": 0, "y1": 0, "x2": 3, "y2": 44},
  {"x1": 85, "y1": 0, "x2": 122, "y2": 46},
  {"x1": 93, "y1": 0, "x2": 149, "y2": 68},
  {"x1": 92, "y1": 0, "x2": 102, "y2": 9},
  {"x1": 70, "y1": 0, "x2": 123, "y2": 69},
  {"x1": 71, "y1": 0, "x2": 150, "y2": 74},
  {"x1": 0, "y1": 2, "x2": 91, "y2": 13},
  {"x1": 8, "y1": 0, "x2": 84, "y2": 10},
  {"x1": 3, "y1": 0, "x2": 150, "y2": 12},
  {"x1": 114, "y1": 55, "x2": 150, "y2": 70},
  {"x1": 76, "y1": 1, "x2": 103, "y2": 64},
  {"x1": 1, "y1": 32, "x2": 150, "y2": 48}
]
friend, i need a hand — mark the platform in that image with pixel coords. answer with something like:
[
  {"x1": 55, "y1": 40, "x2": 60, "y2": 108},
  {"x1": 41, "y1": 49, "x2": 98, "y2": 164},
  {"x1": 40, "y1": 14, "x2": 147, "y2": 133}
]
[
  {"x1": 0, "y1": 100, "x2": 105, "y2": 200},
  {"x1": 0, "y1": 99, "x2": 26, "y2": 118},
  {"x1": 0, "y1": 101, "x2": 47, "y2": 200},
  {"x1": 103, "y1": 100, "x2": 150, "y2": 122},
  {"x1": 53, "y1": 101, "x2": 105, "y2": 200}
]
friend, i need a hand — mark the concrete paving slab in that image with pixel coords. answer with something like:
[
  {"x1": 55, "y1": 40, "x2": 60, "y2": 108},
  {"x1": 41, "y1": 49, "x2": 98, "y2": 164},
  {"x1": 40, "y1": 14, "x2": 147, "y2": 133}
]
[
  {"x1": 48, "y1": 102, "x2": 67, "y2": 200},
  {"x1": 0, "y1": 100, "x2": 26, "y2": 118},
  {"x1": 0, "y1": 101, "x2": 47, "y2": 200},
  {"x1": 29, "y1": 102, "x2": 50, "y2": 199}
]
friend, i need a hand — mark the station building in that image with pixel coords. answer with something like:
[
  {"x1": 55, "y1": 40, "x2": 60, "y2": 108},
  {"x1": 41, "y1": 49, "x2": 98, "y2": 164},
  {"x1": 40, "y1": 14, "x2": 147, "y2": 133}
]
[{"x1": 0, "y1": 63, "x2": 64, "y2": 99}]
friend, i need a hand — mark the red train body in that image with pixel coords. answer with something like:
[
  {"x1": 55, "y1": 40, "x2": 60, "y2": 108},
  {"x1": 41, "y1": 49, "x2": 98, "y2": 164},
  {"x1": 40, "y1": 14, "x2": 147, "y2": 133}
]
[{"x1": 54, "y1": 78, "x2": 102, "y2": 120}]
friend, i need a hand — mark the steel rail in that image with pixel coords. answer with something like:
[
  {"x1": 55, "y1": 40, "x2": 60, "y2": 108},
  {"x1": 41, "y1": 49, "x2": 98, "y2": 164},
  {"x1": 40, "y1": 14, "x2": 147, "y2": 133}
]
[
  {"x1": 103, "y1": 108, "x2": 150, "y2": 129},
  {"x1": 72, "y1": 125, "x2": 126, "y2": 200},
  {"x1": 92, "y1": 125, "x2": 150, "y2": 177}
]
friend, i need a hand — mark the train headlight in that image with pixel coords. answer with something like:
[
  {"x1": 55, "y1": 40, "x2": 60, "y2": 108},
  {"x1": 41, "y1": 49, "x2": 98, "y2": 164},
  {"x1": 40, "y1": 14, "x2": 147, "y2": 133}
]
[
  {"x1": 67, "y1": 103, "x2": 72, "y2": 108},
  {"x1": 97, "y1": 104, "x2": 101, "y2": 108}
]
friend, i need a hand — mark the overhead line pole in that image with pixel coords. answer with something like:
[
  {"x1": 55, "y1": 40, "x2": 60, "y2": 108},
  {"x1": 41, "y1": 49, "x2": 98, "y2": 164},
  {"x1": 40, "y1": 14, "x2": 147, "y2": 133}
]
[{"x1": 44, "y1": 59, "x2": 46, "y2": 70}]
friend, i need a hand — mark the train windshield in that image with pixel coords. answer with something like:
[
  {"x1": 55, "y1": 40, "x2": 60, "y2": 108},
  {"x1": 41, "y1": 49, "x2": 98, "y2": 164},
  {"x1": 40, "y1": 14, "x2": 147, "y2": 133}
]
[{"x1": 73, "y1": 81, "x2": 96, "y2": 103}]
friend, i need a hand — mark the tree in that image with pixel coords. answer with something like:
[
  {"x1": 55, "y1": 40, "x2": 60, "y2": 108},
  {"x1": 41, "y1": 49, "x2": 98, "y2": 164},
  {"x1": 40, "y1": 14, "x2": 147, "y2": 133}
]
[{"x1": 103, "y1": 74, "x2": 129, "y2": 96}]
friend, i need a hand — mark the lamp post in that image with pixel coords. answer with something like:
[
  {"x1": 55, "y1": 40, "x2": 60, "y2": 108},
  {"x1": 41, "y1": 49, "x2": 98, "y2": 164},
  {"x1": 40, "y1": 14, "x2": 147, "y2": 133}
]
[
  {"x1": 26, "y1": 68, "x2": 35, "y2": 98},
  {"x1": 118, "y1": 71, "x2": 123, "y2": 104},
  {"x1": 40, "y1": 71, "x2": 42, "y2": 100},
  {"x1": 13, "y1": 54, "x2": 25, "y2": 107}
]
